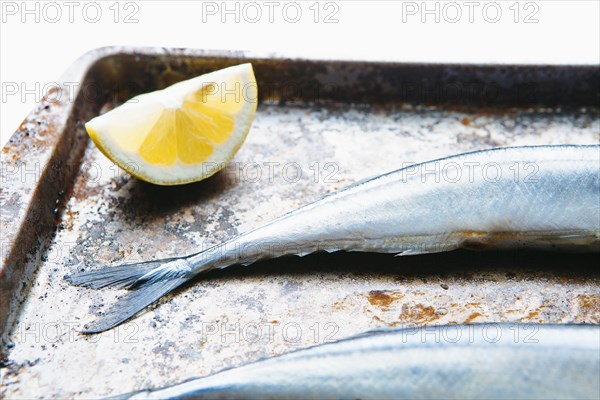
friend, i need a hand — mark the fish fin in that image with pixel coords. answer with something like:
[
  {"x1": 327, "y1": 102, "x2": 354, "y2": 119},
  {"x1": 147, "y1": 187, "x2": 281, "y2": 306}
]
[
  {"x1": 65, "y1": 257, "x2": 179, "y2": 289},
  {"x1": 81, "y1": 275, "x2": 188, "y2": 334},
  {"x1": 67, "y1": 258, "x2": 194, "y2": 334}
]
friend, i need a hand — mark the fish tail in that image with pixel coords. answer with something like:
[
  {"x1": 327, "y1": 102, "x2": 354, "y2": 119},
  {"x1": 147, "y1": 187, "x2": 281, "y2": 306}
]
[{"x1": 66, "y1": 257, "x2": 195, "y2": 334}]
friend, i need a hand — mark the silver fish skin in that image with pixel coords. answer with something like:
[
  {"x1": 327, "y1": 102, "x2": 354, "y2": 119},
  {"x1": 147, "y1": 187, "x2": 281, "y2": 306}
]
[
  {"x1": 67, "y1": 145, "x2": 600, "y2": 332},
  {"x1": 109, "y1": 324, "x2": 600, "y2": 400}
]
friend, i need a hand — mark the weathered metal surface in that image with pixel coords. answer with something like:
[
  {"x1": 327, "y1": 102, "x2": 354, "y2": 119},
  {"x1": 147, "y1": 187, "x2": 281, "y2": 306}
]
[{"x1": 1, "y1": 47, "x2": 599, "y2": 398}]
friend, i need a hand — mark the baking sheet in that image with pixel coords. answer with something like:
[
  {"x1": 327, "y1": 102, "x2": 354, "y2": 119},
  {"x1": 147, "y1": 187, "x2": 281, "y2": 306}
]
[{"x1": 1, "y1": 48, "x2": 599, "y2": 398}]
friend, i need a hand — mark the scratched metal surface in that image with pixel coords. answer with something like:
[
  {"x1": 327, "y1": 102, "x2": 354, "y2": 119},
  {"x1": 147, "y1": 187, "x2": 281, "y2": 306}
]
[{"x1": 1, "y1": 48, "x2": 599, "y2": 398}]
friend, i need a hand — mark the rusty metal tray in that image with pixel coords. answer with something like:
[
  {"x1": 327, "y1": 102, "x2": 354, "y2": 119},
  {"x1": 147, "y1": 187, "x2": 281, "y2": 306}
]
[{"x1": 1, "y1": 47, "x2": 599, "y2": 398}]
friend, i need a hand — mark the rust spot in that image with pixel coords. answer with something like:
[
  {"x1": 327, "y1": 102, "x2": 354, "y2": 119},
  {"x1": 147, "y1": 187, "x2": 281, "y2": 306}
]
[
  {"x1": 398, "y1": 303, "x2": 440, "y2": 324},
  {"x1": 461, "y1": 117, "x2": 471, "y2": 126},
  {"x1": 519, "y1": 310, "x2": 541, "y2": 322},
  {"x1": 367, "y1": 290, "x2": 404, "y2": 311},
  {"x1": 577, "y1": 295, "x2": 600, "y2": 323},
  {"x1": 332, "y1": 300, "x2": 345, "y2": 311},
  {"x1": 465, "y1": 312, "x2": 483, "y2": 322},
  {"x1": 63, "y1": 209, "x2": 79, "y2": 230},
  {"x1": 332, "y1": 295, "x2": 359, "y2": 311},
  {"x1": 368, "y1": 290, "x2": 394, "y2": 307},
  {"x1": 71, "y1": 166, "x2": 104, "y2": 201},
  {"x1": 44, "y1": 86, "x2": 62, "y2": 100}
]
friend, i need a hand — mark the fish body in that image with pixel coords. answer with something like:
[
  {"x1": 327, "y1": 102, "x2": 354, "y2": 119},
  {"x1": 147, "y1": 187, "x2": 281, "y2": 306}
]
[
  {"x1": 111, "y1": 324, "x2": 600, "y2": 400},
  {"x1": 68, "y1": 145, "x2": 600, "y2": 332}
]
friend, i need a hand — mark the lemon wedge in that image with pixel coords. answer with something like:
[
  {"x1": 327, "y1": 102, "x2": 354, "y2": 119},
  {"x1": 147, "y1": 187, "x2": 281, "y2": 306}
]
[{"x1": 86, "y1": 63, "x2": 258, "y2": 185}]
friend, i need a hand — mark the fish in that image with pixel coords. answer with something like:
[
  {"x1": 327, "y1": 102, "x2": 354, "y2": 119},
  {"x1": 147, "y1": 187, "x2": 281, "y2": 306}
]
[
  {"x1": 67, "y1": 145, "x2": 600, "y2": 333},
  {"x1": 107, "y1": 324, "x2": 600, "y2": 399}
]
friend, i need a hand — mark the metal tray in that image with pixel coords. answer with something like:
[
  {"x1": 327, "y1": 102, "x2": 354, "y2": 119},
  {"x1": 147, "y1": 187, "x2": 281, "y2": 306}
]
[{"x1": 1, "y1": 47, "x2": 599, "y2": 398}]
